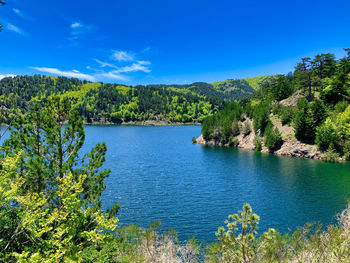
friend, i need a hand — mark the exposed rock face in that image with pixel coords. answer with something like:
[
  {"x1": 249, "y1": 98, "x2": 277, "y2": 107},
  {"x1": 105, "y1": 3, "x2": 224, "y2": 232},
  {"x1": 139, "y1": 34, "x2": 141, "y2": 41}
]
[
  {"x1": 196, "y1": 116, "x2": 324, "y2": 160},
  {"x1": 280, "y1": 90, "x2": 305, "y2": 107}
]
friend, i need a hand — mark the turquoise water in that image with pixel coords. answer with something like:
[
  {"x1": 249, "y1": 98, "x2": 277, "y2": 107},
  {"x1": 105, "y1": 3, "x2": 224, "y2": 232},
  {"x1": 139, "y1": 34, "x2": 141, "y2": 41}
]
[
  {"x1": 81, "y1": 125, "x2": 350, "y2": 242},
  {"x1": 2, "y1": 125, "x2": 350, "y2": 243}
]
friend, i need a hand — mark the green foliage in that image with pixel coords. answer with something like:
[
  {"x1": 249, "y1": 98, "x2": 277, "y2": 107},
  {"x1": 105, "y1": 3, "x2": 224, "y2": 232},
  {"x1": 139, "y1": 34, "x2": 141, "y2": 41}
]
[
  {"x1": 343, "y1": 140, "x2": 350, "y2": 160},
  {"x1": 242, "y1": 122, "x2": 251, "y2": 137},
  {"x1": 0, "y1": 75, "x2": 225, "y2": 125},
  {"x1": 208, "y1": 204, "x2": 259, "y2": 263},
  {"x1": 321, "y1": 143, "x2": 340, "y2": 162},
  {"x1": 336, "y1": 105, "x2": 350, "y2": 141},
  {"x1": 229, "y1": 137, "x2": 239, "y2": 147},
  {"x1": 253, "y1": 136, "x2": 262, "y2": 151},
  {"x1": 280, "y1": 106, "x2": 294, "y2": 125},
  {"x1": 334, "y1": 100, "x2": 349, "y2": 114},
  {"x1": 202, "y1": 103, "x2": 242, "y2": 142},
  {"x1": 0, "y1": 100, "x2": 119, "y2": 261},
  {"x1": 211, "y1": 79, "x2": 256, "y2": 100},
  {"x1": 255, "y1": 75, "x2": 294, "y2": 101},
  {"x1": 315, "y1": 118, "x2": 339, "y2": 150},
  {"x1": 294, "y1": 98, "x2": 328, "y2": 141},
  {"x1": 242, "y1": 75, "x2": 275, "y2": 91},
  {"x1": 192, "y1": 136, "x2": 197, "y2": 143},
  {"x1": 264, "y1": 124, "x2": 283, "y2": 150},
  {"x1": 252, "y1": 102, "x2": 270, "y2": 132},
  {"x1": 0, "y1": 154, "x2": 118, "y2": 262}
]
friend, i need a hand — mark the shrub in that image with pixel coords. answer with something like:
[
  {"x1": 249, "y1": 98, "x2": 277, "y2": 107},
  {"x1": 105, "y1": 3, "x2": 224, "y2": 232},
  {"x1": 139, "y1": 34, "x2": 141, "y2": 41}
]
[
  {"x1": 229, "y1": 137, "x2": 239, "y2": 147},
  {"x1": 253, "y1": 103, "x2": 270, "y2": 132},
  {"x1": 334, "y1": 100, "x2": 349, "y2": 114},
  {"x1": 336, "y1": 105, "x2": 350, "y2": 141},
  {"x1": 192, "y1": 136, "x2": 197, "y2": 143},
  {"x1": 315, "y1": 118, "x2": 339, "y2": 150},
  {"x1": 230, "y1": 121, "x2": 240, "y2": 136},
  {"x1": 272, "y1": 102, "x2": 282, "y2": 115},
  {"x1": 242, "y1": 122, "x2": 252, "y2": 136},
  {"x1": 264, "y1": 125, "x2": 283, "y2": 150},
  {"x1": 208, "y1": 204, "x2": 260, "y2": 263},
  {"x1": 343, "y1": 140, "x2": 350, "y2": 160},
  {"x1": 321, "y1": 143, "x2": 340, "y2": 162},
  {"x1": 280, "y1": 107, "x2": 294, "y2": 125},
  {"x1": 254, "y1": 136, "x2": 262, "y2": 151}
]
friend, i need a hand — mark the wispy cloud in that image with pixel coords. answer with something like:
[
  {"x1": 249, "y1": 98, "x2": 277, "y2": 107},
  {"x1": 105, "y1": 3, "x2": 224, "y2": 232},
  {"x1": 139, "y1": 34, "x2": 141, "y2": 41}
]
[
  {"x1": 113, "y1": 61, "x2": 151, "y2": 74},
  {"x1": 31, "y1": 67, "x2": 95, "y2": 81},
  {"x1": 68, "y1": 21, "x2": 93, "y2": 42},
  {"x1": 6, "y1": 23, "x2": 27, "y2": 36},
  {"x1": 94, "y1": 59, "x2": 118, "y2": 68},
  {"x1": 12, "y1": 8, "x2": 24, "y2": 18},
  {"x1": 0, "y1": 74, "x2": 16, "y2": 80},
  {"x1": 111, "y1": 50, "x2": 134, "y2": 62},
  {"x1": 96, "y1": 71, "x2": 129, "y2": 81},
  {"x1": 71, "y1": 22, "x2": 82, "y2": 28}
]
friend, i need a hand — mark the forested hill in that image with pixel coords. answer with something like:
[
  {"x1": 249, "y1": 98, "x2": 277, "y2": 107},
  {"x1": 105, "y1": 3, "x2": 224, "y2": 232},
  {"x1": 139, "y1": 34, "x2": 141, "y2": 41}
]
[
  {"x1": 200, "y1": 49, "x2": 350, "y2": 162},
  {"x1": 0, "y1": 75, "x2": 270, "y2": 124}
]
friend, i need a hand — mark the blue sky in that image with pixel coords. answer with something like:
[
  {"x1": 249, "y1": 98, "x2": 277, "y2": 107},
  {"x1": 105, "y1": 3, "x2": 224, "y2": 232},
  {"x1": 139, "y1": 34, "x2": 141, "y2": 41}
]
[{"x1": 0, "y1": 0, "x2": 350, "y2": 85}]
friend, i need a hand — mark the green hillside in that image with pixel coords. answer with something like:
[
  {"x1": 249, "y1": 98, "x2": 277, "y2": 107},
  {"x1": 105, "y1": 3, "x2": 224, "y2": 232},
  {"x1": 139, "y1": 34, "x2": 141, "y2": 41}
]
[
  {"x1": 0, "y1": 75, "x2": 271, "y2": 124},
  {"x1": 202, "y1": 50, "x2": 350, "y2": 162},
  {"x1": 242, "y1": 75, "x2": 276, "y2": 90}
]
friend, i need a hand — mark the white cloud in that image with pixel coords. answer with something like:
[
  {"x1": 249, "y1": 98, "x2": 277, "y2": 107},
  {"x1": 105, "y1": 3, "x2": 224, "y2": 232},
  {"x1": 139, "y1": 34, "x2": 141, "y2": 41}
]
[
  {"x1": 31, "y1": 67, "x2": 95, "y2": 81},
  {"x1": 12, "y1": 8, "x2": 31, "y2": 20},
  {"x1": 13, "y1": 8, "x2": 20, "y2": 15},
  {"x1": 0, "y1": 74, "x2": 16, "y2": 80},
  {"x1": 97, "y1": 71, "x2": 129, "y2": 81},
  {"x1": 111, "y1": 50, "x2": 134, "y2": 62},
  {"x1": 94, "y1": 59, "x2": 118, "y2": 68},
  {"x1": 6, "y1": 23, "x2": 27, "y2": 36},
  {"x1": 68, "y1": 21, "x2": 93, "y2": 43},
  {"x1": 71, "y1": 22, "x2": 82, "y2": 28},
  {"x1": 113, "y1": 61, "x2": 151, "y2": 74}
]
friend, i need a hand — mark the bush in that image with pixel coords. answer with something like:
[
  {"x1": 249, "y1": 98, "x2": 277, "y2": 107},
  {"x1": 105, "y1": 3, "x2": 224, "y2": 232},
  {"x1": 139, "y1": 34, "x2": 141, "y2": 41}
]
[
  {"x1": 264, "y1": 125, "x2": 283, "y2": 150},
  {"x1": 280, "y1": 107, "x2": 294, "y2": 125},
  {"x1": 192, "y1": 136, "x2": 197, "y2": 143},
  {"x1": 253, "y1": 103, "x2": 270, "y2": 132},
  {"x1": 315, "y1": 118, "x2": 339, "y2": 150},
  {"x1": 229, "y1": 137, "x2": 239, "y2": 147},
  {"x1": 242, "y1": 122, "x2": 252, "y2": 136},
  {"x1": 336, "y1": 105, "x2": 350, "y2": 141},
  {"x1": 321, "y1": 143, "x2": 340, "y2": 162},
  {"x1": 334, "y1": 100, "x2": 349, "y2": 114},
  {"x1": 230, "y1": 121, "x2": 240, "y2": 136},
  {"x1": 343, "y1": 140, "x2": 350, "y2": 160},
  {"x1": 254, "y1": 136, "x2": 262, "y2": 151},
  {"x1": 272, "y1": 102, "x2": 282, "y2": 115}
]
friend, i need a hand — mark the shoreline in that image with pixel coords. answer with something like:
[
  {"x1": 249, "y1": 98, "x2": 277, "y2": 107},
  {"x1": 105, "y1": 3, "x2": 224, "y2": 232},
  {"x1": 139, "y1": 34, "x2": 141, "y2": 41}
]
[
  {"x1": 195, "y1": 116, "x2": 336, "y2": 162},
  {"x1": 84, "y1": 120, "x2": 201, "y2": 126}
]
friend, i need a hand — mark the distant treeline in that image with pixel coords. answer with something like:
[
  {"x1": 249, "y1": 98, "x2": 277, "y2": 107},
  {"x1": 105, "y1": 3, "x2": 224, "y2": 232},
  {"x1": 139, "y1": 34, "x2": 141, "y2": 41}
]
[{"x1": 0, "y1": 75, "x2": 267, "y2": 124}]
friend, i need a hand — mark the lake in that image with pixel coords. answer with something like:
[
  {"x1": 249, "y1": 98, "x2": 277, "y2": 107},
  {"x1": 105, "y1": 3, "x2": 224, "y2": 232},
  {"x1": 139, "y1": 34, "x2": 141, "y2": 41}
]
[
  {"x1": 81, "y1": 125, "x2": 350, "y2": 243},
  {"x1": 2, "y1": 125, "x2": 350, "y2": 243}
]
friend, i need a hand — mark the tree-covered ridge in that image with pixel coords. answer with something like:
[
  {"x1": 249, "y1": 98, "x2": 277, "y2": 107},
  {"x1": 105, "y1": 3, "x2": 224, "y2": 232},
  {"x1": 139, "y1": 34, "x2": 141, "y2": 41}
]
[
  {"x1": 201, "y1": 49, "x2": 350, "y2": 161},
  {"x1": 0, "y1": 74, "x2": 270, "y2": 124},
  {"x1": 0, "y1": 75, "x2": 226, "y2": 124}
]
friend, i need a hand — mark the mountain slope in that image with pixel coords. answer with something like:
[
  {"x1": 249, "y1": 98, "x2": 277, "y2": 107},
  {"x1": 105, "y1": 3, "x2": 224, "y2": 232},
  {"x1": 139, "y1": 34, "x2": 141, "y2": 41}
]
[{"x1": 0, "y1": 74, "x2": 270, "y2": 124}]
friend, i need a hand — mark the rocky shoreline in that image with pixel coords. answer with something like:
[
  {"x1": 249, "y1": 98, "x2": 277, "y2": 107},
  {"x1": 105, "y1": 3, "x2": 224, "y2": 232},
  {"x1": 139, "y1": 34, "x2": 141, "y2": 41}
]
[{"x1": 196, "y1": 117, "x2": 325, "y2": 161}]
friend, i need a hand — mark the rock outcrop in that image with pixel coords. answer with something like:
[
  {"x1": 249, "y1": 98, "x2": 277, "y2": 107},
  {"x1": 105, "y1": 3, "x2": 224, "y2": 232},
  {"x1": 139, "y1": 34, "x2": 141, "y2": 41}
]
[{"x1": 196, "y1": 116, "x2": 324, "y2": 160}]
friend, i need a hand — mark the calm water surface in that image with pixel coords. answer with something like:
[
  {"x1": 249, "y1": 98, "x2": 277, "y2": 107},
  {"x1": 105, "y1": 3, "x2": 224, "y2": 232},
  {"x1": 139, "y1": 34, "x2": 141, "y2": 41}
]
[
  {"x1": 80, "y1": 125, "x2": 350, "y2": 242},
  {"x1": 2, "y1": 125, "x2": 350, "y2": 242}
]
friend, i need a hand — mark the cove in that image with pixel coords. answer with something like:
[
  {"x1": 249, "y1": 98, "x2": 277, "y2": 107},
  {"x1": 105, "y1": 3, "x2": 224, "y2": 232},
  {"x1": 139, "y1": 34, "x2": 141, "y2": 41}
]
[{"x1": 80, "y1": 125, "x2": 350, "y2": 243}]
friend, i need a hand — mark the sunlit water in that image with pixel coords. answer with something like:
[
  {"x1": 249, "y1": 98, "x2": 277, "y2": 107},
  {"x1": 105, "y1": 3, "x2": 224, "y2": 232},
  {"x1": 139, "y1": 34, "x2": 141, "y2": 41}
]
[{"x1": 2, "y1": 125, "x2": 350, "y2": 243}]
